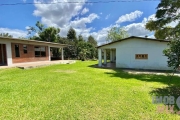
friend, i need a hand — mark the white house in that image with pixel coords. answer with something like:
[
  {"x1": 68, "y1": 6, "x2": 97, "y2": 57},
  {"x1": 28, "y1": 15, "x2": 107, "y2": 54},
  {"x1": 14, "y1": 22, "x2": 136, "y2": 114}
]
[{"x1": 97, "y1": 36, "x2": 171, "y2": 70}]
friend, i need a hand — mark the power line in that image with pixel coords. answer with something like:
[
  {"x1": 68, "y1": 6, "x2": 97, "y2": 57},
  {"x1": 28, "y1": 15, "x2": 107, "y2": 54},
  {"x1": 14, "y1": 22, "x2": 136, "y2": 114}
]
[{"x1": 0, "y1": 0, "x2": 160, "y2": 6}]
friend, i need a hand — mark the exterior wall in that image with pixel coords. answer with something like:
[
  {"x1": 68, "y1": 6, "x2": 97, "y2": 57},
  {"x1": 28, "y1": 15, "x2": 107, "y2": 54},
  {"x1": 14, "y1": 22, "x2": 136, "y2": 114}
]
[
  {"x1": 11, "y1": 43, "x2": 49, "y2": 63},
  {"x1": 100, "y1": 38, "x2": 171, "y2": 70}
]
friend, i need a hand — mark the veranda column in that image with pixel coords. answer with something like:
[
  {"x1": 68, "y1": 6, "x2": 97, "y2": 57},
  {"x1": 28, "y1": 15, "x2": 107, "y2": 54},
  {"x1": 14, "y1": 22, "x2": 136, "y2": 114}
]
[
  {"x1": 110, "y1": 49, "x2": 113, "y2": 62},
  {"x1": 98, "y1": 48, "x2": 102, "y2": 67},
  {"x1": 61, "y1": 47, "x2": 64, "y2": 60},
  {"x1": 104, "y1": 49, "x2": 107, "y2": 64},
  {"x1": 48, "y1": 46, "x2": 51, "y2": 61},
  {"x1": 112, "y1": 50, "x2": 115, "y2": 62}
]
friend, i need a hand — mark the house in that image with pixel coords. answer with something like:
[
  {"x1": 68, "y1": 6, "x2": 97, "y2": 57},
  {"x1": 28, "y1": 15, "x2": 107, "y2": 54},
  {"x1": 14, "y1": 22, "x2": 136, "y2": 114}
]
[
  {"x1": 97, "y1": 36, "x2": 171, "y2": 70},
  {"x1": 0, "y1": 37, "x2": 67, "y2": 66}
]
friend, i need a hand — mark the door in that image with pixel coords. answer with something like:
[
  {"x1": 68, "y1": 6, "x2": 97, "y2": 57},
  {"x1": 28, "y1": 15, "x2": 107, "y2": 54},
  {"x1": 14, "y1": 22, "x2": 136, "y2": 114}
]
[{"x1": 0, "y1": 44, "x2": 7, "y2": 65}]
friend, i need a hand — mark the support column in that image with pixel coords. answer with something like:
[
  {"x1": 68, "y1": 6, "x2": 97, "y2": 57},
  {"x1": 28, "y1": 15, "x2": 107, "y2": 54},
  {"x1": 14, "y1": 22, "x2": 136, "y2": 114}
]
[
  {"x1": 6, "y1": 42, "x2": 12, "y2": 66},
  {"x1": 111, "y1": 50, "x2": 114, "y2": 62},
  {"x1": 110, "y1": 49, "x2": 113, "y2": 62},
  {"x1": 104, "y1": 49, "x2": 107, "y2": 64},
  {"x1": 98, "y1": 49, "x2": 102, "y2": 67},
  {"x1": 61, "y1": 48, "x2": 64, "y2": 60},
  {"x1": 48, "y1": 46, "x2": 51, "y2": 61}
]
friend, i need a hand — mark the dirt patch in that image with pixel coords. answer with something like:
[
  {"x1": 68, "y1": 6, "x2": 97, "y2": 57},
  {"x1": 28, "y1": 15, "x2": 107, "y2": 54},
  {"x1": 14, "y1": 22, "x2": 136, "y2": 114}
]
[{"x1": 53, "y1": 70, "x2": 76, "y2": 73}]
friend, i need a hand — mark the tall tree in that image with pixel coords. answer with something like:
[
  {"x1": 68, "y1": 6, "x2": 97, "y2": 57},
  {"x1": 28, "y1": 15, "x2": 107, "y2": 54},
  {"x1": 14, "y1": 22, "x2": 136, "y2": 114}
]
[
  {"x1": 145, "y1": 0, "x2": 180, "y2": 71},
  {"x1": 0, "y1": 33, "x2": 13, "y2": 38},
  {"x1": 145, "y1": 0, "x2": 180, "y2": 39},
  {"x1": 67, "y1": 27, "x2": 77, "y2": 42},
  {"x1": 78, "y1": 35, "x2": 84, "y2": 42},
  {"x1": 87, "y1": 35, "x2": 97, "y2": 47},
  {"x1": 107, "y1": 27, "x2": 129, "y2": 42},
  {"x1": 27, "y1": 21, "x2": 60, "y2": 42}
]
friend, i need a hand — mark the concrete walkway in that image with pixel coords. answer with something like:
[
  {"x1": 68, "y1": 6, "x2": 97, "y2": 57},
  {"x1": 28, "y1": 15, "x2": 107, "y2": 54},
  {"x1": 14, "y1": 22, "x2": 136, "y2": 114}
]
[
  {"x1": 0, "y1": 60, "x2": 76, "y2": 69},
  {"x1": 123, "y1": 69, "x2": 180, "y2": 77}
]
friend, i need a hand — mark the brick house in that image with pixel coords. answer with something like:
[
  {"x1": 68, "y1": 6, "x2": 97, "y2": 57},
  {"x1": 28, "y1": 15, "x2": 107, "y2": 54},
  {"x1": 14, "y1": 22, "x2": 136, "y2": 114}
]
[{"x1": 0, "y1": 37, "x2": 67, "y2": 66}]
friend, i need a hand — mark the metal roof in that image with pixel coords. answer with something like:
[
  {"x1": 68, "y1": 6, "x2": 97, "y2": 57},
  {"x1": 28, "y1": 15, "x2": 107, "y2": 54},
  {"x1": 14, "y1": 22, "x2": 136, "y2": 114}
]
[{"x1": 97, "y1": 36, "x2": 170, "y2": 48}]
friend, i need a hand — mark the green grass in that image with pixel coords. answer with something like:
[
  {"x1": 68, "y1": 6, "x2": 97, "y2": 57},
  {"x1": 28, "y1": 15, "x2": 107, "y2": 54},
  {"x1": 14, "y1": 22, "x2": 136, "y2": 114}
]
[{"x1": 0, "y1": 61, "x2": 180, "y2": 119}]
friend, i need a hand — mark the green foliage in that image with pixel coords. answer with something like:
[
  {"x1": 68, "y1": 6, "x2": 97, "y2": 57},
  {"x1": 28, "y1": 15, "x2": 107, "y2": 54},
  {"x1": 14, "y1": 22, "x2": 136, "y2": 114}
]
[
  {"x1": 78, "y1": 35, "x2": 84, "y2": 42},
  {"x1": 67, "y1": 27, "x2": 77, "y2": 41},
  {"x1": 38, "y1": 27, "x2": 60, "y2": 42},
  {"x1": 145, "y1": 0, "x2": 180, "y2": 39},
  {"x1": 107, "y1": 27, "x2": 129, "y2": 42},
  {"x1": 163, "y1": 37, "x2": 180, "y2": 70},
  {"x1": 0, "y1": 33, "x2": 13, "y2": 38},
  {"x1": 27, "y1": 22, "x2": 97, "y2": 60},
  {"x1": 146, "y1": 0, "x2": 180, "y2": 70},
  {"x1": 27, "y1": 21, "x2": 60, "y2": 42},
  {"x1": 87, "y1": 35, "x2": 97, "y2": 47}
]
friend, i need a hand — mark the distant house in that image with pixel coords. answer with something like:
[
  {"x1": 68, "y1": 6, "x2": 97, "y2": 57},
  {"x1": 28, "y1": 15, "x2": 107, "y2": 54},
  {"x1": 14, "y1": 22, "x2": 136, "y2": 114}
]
[
  {"x1": 97, "y1": 36, "x2": 171, "y2": 70},
  {"x1": 0, "y1": 37, "x2": 67, "y2": 66}
]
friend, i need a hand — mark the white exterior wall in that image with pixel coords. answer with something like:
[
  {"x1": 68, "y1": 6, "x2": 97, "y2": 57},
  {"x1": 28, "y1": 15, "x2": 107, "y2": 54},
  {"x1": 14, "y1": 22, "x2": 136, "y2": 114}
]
[
  {"x1": 100, "y1": 38, "x2": 171, "y2": 70},
  {"x1": 0, "y1": 39, "x2": 13, "y2": 65}
]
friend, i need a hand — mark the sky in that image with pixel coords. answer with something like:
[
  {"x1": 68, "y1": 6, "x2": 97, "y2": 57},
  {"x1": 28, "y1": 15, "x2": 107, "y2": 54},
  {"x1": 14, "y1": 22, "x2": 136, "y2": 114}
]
[{"x1": 0, "y1": 0, "x2": 161, "y2": 45}]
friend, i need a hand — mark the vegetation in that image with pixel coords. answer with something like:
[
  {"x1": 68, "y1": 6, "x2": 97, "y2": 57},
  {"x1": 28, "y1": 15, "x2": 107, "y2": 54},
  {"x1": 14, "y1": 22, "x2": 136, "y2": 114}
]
[
  {"x1": 106, "y1": 27, "x2": 129, "y2": 43},
  {"x1": 0, "y1": 61, "x2": 180, "y2": 119},
  {"x1": 146, "y1": 0, "x2": 180, "y2": 71},
  {"x1": 145, "y1": 0, "x2": 180, "y2": 39},
  {"x1": 27, "y1": 21, "x2": 98, "y2": 60},
  {"x1": 0, "y1": 33, "x2": 13, "y2": 38}
]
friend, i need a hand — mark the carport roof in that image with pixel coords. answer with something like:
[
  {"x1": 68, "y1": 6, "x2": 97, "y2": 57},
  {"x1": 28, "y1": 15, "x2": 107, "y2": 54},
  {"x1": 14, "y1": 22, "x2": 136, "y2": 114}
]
[
  {"x1": 97, "y1": 36, "x2": 170, "y2": 48},
  {"x1": 0, "y1": 36, "x2": 68, "y2": 47}
]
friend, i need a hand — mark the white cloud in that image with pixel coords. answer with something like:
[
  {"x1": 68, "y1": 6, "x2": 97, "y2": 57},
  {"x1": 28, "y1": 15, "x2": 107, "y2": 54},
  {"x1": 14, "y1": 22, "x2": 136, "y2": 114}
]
[
  {"x1": 105, "y1": 14, "x2": 110, "y2": 20},
  {"x1": 125, "y1": 23, "x2": 151, "y2": 37},
  {"x1": 0, "y1": 28, "x2": 27, "y2": 38},
  {"x1": 33, "y1": 0, "x2": 87, "y2": 27},
  {"x1": 116, "y1": 10, "x2": 143, "y2": 24},
  {"x1": 70, "y1": 13, "x2": 99, "y2": 28},
  {"x1": 81, "y1": 8, "x2": 89, "y2": 15},
  {"x1": 22, "y1": 0, "x2": 26, "y2": 2}
]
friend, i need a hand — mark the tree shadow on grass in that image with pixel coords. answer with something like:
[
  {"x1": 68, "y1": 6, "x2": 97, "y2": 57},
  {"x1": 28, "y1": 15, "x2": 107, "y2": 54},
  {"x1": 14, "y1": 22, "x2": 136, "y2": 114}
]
[
  {"x1": 150, "y1": 85, "x2": 180, "y2": 112},
  {"x1": 88, "y1": 64, "x2": 180, "y2": 85},
  {"x1": 88, "y1": 64, "x2": 180, "y2": 112}
]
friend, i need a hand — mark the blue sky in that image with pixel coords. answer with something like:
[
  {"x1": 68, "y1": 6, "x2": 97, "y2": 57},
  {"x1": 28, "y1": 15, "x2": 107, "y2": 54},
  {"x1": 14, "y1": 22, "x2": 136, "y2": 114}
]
[{"x1": 0, "y1": 0, "x2": 160, "y2": 44}]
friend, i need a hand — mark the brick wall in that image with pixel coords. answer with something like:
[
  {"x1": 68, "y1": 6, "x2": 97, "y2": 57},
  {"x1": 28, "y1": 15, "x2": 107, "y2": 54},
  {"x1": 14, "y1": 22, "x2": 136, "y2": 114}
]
[{"x1": 11, "y1": 43, "x2": 49, "y2": 63}]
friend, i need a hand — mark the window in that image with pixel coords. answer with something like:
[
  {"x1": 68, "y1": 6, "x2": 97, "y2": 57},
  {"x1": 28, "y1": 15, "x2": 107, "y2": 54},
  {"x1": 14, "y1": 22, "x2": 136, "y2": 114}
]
[
  {"x1": 23, "y1": 45, "x2": 27, "y2": 54},
  {"x1": 15, "y1": 44, "x2": 20, "y2": 57},
  {"x1": 135, "y1": 54, "x2": 148, "y2": 59},
  {"x1": 34, "y1": 46, "x2": 46, "y2": 57}
]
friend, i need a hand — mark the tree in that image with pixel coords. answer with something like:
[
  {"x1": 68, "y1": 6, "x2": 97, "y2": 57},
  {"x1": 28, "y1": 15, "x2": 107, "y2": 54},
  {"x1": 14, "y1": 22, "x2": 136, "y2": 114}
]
[
  {"x1": 145, "y1": 0, "x2": 180, "y2": 39},
  {"x1": 27, "y1": 21, "x2": 60, "y2": 42},
  {"x1": 67, "y1": 27, "x2": 77, "y2": 42},
  {"x1": 0, "y1": 33, "x2": 13, "y2": 38},
  {"x1": 145, "y1": 0, "x2": 180, "y2": 71},
  {"x1": 107, "y1": 27, "x2": 129, "y2": 42},
  {"x1": 87, "y1": 35, "x2": 97, "y2": 47},
  {"x1": 78, "y1": 35, "x2": 84, "y2": 42},
  {"x1": 38, "y1": 27, "x2": 60, "y2": 42},
  {"x1": 163, "y1": 37, "x2": 180, "y2": 70}
]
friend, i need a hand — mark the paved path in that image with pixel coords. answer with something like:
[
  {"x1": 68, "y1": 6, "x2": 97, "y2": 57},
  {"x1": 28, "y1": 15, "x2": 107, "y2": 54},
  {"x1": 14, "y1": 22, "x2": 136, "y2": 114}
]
[
  {"x1": 123, "y1": 69, "x2": 180, "y2": 77},
  {"x1": 0, "y1": 60, "x2": 76, "y2": 69}
]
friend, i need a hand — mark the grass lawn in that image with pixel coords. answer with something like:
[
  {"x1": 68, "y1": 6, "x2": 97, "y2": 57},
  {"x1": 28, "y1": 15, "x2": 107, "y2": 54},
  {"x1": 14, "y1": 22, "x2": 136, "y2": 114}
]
[{"x1": 0, "y1": 61, "x2": 180, "y2": 119}]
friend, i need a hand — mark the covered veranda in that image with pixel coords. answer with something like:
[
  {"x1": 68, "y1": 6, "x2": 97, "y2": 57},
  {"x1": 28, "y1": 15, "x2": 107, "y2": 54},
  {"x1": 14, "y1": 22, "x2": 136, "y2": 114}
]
[{"x1": 98, "y1": 48, "x2": 116, "y2": 68}]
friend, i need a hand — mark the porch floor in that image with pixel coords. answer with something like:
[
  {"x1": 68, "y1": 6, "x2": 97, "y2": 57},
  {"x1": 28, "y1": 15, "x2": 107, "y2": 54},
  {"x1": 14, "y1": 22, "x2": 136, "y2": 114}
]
[
  {"x1": 102, "y1": 62, "x2": 116, "y2": 68},
  {"x1": 0, "y1": 60, "x2": 76, "y2": 69}
]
